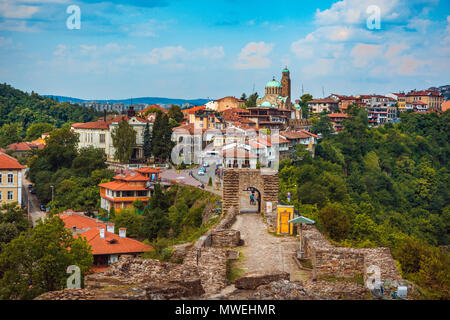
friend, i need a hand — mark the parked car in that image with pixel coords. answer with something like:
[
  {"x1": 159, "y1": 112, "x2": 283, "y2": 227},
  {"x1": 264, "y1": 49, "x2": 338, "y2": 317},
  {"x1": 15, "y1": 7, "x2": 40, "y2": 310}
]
[
  {"x1": 40, "y1": 204, "x2": 46, "y2": 211},
  {"x1": 30, "y1": 188, "x2": 36, "y2": 194},
  {"x1": 198, "y1": 170, "x2": 205, "y2": 176},
  {"x1": 202, "y1": 162, "x2": 209, "y2": 167},
  {"x1": 28, "y1": 184, "x2": 33, "y2": 189}
]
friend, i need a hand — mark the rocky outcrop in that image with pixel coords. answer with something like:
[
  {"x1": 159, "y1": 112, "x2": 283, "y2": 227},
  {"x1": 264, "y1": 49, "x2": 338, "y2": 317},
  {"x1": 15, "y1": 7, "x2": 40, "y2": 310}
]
[{"x1": 234, "y1": 272, "x2": 290, "y2": 290}]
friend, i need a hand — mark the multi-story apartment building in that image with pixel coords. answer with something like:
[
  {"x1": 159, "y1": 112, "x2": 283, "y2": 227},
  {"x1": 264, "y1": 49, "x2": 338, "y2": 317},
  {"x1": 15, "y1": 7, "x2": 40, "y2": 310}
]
[
  {"x1": 405, "y1": 90, "x2": 443, "y2": 111},
  {"x1": 0, "y1": 152, "x2": 25, "y2": 205},
  {"x1": 358, "y1": 95, "x2": 397, "y2": 125},
  {"x1": 327, "y1": 113, "x2": 348, "y2": 132},
  {"x1": 71, "y1": 108, "x2": 152, "y2": 163},
  {"x1": 307, "y1": 98, "x2": 339, "y2": 114}
]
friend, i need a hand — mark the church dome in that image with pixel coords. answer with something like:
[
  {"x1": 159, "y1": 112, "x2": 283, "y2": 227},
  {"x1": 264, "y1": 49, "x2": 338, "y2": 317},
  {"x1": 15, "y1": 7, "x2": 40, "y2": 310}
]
[
  {"x1": 260, "y1": 101, "x2": 273, "y2": 107},
  {"x1": 266, "y1": 79, "x2": 281, "y2": 88},
  {"x1": 282, "y1": 67, "x2": 289, "y2": 73}
]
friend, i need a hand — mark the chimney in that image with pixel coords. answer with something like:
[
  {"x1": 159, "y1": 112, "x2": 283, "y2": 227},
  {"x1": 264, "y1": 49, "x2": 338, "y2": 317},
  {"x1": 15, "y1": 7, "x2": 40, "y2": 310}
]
[
  {"x1": 99, "y1": 228, "x2": 105, "y2": 239},
  {"x1": 107, "y1": 223, "x2": 114, "y2": 234},
  {"x1": 119, "y1": 228, "x2": 126, "y2": 238}
]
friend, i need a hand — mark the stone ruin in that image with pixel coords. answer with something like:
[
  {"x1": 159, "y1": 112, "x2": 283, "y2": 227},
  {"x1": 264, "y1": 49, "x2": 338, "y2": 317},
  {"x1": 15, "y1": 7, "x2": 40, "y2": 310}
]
[{"x1": 35, "y1": 203, "x2": 414, "y2": 300}]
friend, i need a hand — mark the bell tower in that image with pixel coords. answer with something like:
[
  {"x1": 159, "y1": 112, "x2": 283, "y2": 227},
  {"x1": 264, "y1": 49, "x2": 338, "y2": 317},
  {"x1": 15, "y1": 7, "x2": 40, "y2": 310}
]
[{"x1": 281, "y1": 67, "x2": 291, "y2": 107}]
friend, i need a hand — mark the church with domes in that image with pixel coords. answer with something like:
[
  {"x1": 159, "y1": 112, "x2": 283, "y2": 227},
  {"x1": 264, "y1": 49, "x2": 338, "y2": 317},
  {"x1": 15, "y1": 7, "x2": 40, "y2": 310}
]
[{"x1": 256, "y1": 67, "x2": 292, "y2": 110}]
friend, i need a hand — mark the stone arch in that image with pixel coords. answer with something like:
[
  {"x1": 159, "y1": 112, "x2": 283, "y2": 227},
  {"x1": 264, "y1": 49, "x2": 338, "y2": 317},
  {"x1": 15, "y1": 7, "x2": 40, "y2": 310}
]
[{"x1": 222, "y1": 169, "x2": 278, "y2": 221}]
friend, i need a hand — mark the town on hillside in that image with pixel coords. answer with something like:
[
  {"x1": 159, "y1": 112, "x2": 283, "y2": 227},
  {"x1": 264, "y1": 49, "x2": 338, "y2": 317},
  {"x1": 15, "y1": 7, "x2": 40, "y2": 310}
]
[{"x1": 0, "y1": 0, "x2": 448, "y2": 308}]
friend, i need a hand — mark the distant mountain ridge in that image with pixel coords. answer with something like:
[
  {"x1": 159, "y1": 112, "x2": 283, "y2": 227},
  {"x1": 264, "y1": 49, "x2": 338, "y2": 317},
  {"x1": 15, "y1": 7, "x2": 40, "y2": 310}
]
[{"x1": 43, "y1": 95, "x2": 211, "y2": 108}]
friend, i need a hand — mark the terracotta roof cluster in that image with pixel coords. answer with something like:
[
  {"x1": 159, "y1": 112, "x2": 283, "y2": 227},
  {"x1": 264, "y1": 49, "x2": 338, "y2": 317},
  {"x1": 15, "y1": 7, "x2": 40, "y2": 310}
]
[
  {"x1": 280, "y1": 130, "x2": 318, "y2": 140},
  {"x1": 6, "y1": 141, "x2": 44, "y2": 151},
  {"x1": 140, "y1": 104, "x2": 168, "y2": 115},
  {"x1": 406, "y1": 90, "x2": 441, "y2": 97},
  {"x1": 0, "y1": 152, "x2": 25, "y2": 170},
  {"x1": 58, "y1": 211, "x2": 152, "y2": 256},
  {"x1": 182, "y1": 106, "x2": 206, "y2": 115},
  {"x1": 112, "y1": 172, "x2": 149, "y2": 182},
  {"x1": 98, "y1": 181, "x2": 148, "y2": 191}
]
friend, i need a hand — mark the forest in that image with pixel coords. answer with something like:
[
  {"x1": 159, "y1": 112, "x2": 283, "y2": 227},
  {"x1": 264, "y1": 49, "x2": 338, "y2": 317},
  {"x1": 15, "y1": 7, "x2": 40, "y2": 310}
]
[
  {"x1": 279, "y1": 107, "x2": 449, "y2": 299},
  {"x1": 0, "y1": 83, "x2": 100, "y2": 147}
]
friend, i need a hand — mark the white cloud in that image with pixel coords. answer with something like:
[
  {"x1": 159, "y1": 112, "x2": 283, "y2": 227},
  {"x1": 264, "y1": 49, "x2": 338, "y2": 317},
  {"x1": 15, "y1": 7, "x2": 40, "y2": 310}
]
[
  {"x1": 0, "y1": 0, "x2": 38, "y2": 19},
  {"x1": 407, "y1": 18, "x2": 432, "y2": 33},
  {"x1": 0, "y1": 20, "x2": 37, "y2": 32},
  {"x1": 234, "y1": 42, "x2": 274, "y2": 70},
  {"x1": 351, "y1": 43, "x2": 382, "y2": 67}
]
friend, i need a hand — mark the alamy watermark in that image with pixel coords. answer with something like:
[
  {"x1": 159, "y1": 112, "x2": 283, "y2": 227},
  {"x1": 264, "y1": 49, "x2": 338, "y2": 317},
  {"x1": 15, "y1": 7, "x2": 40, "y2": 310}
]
[
  {"x1": 66, "y1": 265, "x2": 81, "y2": 289},
  {"x1": 66, "y1": 5, "x2": 81, "y2": 30},
  {"x1": 366, "y1": 5, "x2": 381, "y2": 30}
]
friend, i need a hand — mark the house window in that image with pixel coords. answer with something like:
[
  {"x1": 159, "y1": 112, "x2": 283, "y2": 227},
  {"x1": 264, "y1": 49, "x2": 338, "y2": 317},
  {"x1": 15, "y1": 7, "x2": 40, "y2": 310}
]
[
  {"x1": 7, "y1": 173, "x2": 13, "y2": 184},
  {"x1": 7, "y1": 191, "x2": 13, "y2": 200},
  {"x1": 100, "y1": 134, "x2": 105, "y2": 143},
  {"x1": 0, "y1": 191, "x2": 2, "y2": 200},
  {"x1": 0, "y1": 174, "x2": 2, "y2": 184}
]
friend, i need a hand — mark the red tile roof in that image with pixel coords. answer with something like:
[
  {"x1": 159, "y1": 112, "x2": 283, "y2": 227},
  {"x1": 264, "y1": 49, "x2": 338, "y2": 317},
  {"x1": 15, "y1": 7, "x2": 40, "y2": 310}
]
[
  {"x1": 113, "y1": 172, "x2": 148, "y2": 182},
  {"x1": 0, "y1": 152, "x2": 25, "y2": 170},
  {"x1": 72, "y1": 120, "x2": 111, "y2": 130},
  {"x1": 134, "y1": 167, "x2": 161, "y2": 174},
  {"x1": 182, "y1": 106, "x2": 206, "y2": 115},
  {"x1": 98, "y1": 181, "x2": 148, "y2": 191},
  {"x1": 58, "y1": 211, "x2": 152, "y2": 255}
]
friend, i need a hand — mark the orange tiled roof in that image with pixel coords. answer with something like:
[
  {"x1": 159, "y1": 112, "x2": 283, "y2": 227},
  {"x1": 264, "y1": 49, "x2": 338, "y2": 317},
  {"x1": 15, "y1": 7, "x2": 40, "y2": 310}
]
[
  {"x1": 72, "y1": 120, "x2": 111, "y2": 130},
  {"x1": 58, "y1": 211, "x2": 152, "y2": 255},
  {"x1": 135, "y1": 167, "x2": 161, "y2": 174},
  {"x1": 0, "y1": 152, "x2": 25, "y2": 170},
  {"x1": 182, "y1": 105, "x2": 206, "y2": 115},
  {"x1": 280, "y1": 131, "x2": 315, "y2": 140},
  {"x1": 113, "y1": 172, "x2": 148, "y2": 182},
  {"x1": 98, "y1": 181, "x2": 148, "y2": 191},
  {"x1": 77, "y1": 228, "x2": 152, "y2": 255},
  {"x1": 442, "y1": 101, "x2": 450, "y2": 112}
]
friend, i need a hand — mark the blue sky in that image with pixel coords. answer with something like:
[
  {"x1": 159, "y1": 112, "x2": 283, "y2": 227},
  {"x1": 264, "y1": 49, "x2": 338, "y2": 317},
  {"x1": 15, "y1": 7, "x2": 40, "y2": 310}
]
[{"x1": 0, "y1": 0, "x2": 449, "y2": 100}]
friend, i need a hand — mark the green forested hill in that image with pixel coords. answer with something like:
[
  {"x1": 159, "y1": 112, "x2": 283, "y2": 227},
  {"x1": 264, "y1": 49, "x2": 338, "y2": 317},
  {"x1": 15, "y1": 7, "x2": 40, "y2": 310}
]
[
  {"x1": 279, "y1": 107, "x2": 449, "y2": 298},
  {"x1": 0, "y1": 83, "x2": 99, "y2": 147}
]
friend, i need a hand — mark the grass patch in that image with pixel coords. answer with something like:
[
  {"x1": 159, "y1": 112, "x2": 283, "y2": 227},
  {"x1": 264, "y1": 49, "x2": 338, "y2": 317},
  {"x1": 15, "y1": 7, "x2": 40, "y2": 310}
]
[
  {"x1": 226, "y1": 250, "x2": 246, "y2": 283},
  {"x1": 299, "y1": 259, "x2": 313, "y2": 269}
]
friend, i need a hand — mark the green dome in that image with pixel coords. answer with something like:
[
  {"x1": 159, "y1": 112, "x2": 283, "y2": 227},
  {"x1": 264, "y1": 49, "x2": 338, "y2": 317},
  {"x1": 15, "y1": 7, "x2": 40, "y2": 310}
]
[
  {"x1": 282, "y1": 68, "x2": 289, "y2": 73},
  {"x1": 259, "y1": 101, "x2": 273, "y2": 107},
  {"x1": 266, "y1": 79, "x2": 281, "y2": 88}
]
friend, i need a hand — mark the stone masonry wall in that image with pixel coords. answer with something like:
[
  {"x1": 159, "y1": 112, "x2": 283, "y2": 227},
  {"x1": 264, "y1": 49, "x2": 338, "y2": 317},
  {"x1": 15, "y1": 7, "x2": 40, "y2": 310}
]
[{"x1": 299, "y1": 224, "x2": 401, "y2": 282}]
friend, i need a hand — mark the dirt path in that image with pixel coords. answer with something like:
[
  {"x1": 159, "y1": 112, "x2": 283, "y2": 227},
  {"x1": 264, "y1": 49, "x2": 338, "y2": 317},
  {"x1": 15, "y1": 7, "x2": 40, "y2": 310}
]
[{"x1": 231, "y1": 213, "x2": 309, "y2": 281}]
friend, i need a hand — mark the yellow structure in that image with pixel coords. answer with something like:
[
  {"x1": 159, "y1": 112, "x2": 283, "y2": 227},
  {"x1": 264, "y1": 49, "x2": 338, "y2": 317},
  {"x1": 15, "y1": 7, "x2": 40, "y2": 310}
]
[
  {"x1": 276, "y1": 205, "x2": 294, "y2": 235},
  {"x1": 0, "y1": 152, "x2": 25, "y2": 205}
]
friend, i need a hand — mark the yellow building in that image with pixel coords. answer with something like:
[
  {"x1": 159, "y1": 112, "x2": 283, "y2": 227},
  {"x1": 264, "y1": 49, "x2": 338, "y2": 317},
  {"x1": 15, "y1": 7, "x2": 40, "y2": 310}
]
[
  {"x1": 406, "y1": 90, "x2": 444, "y2": 111},
  {"x1": 276, "y1": 205, "x2": 295, "y2": 235},
  {"x1": 392, "y1": 93, "x2": 406, "y2": 110},
  {"x1": 0, "y1": 152, "x2": 25, "y2": 205}
]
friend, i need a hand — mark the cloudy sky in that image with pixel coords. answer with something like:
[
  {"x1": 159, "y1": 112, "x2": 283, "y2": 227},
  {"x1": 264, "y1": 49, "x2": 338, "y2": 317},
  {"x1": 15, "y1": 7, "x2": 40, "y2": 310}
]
[{"x1": 0, "y1": 0, "x2": 449, "y2": 100}]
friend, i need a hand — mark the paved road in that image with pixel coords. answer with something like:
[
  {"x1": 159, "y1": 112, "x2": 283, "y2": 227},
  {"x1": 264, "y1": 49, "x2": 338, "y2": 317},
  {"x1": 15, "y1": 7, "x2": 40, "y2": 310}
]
[
  {"x1": 22, "y1": 176, "x2": 46, "y2": 226},
  {"x1": 231, "y1": 212, "x2": 308, "y2": 282}
]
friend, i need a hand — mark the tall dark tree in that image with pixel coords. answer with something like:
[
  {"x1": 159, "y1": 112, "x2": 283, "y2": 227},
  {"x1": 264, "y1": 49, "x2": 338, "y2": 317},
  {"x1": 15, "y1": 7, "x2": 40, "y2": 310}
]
[
  {"x1": 300, "y1": 94, "x2": 313, "y2": 119},
  {"x1": 143, "y1": 122, "x2": 152, "y2": 159},
  {"x1": 245, "y1": 92, "x2": 259, "y2": 108},
  {"x1": 111, "y1": 120, "x2": 136, "y2": 163},
  {"x1": 167, "y1": 105, "x2": 184, "y2": 124}
]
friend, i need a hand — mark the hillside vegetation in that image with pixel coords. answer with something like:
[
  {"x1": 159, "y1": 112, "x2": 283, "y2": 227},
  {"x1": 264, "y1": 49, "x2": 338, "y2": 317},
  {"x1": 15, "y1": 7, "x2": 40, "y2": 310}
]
[
  {"x1": 0, "y1": 83, "x2": 99, "y2": 147},
  {"x1": 279, "y1": 107, "x2": 449, "y2": 299}
]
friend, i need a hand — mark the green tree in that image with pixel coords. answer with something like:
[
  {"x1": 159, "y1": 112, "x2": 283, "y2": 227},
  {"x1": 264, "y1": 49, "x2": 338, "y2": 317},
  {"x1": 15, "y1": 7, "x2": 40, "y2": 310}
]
[
  {"x1": 311, "y1": 114, "x2": 333, "y2": 138},
  {"x1": 245, "y1": 93, "x2": 259, "y2": 108},
  {"x1": 111, "y1": 120, "x2": 136, "y2": 163},
  {"x1": 299, "y1": 94, "x2": 313, "y2": 119},
  {"x1": 0, "y1": 123, "x2": 23, "y2": 147},
  {"x1": 143, "y1": 122, "x2": 152, "y2": 159},
  {"x1": 25, "y1": 123, "x2": 55, "y2": 141},
  {"x1": 318, "y1": 203, "x2": 350, "y2": 241},
  {"x1": 143, "y1": 207, "x2": 170, "y2": 240},
  {"x1": 167, "y1": 105, "x2": 184, "y2": 124},
  {"x1": 0, "y1": 216, "x2": 92, "y2": 299}
]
